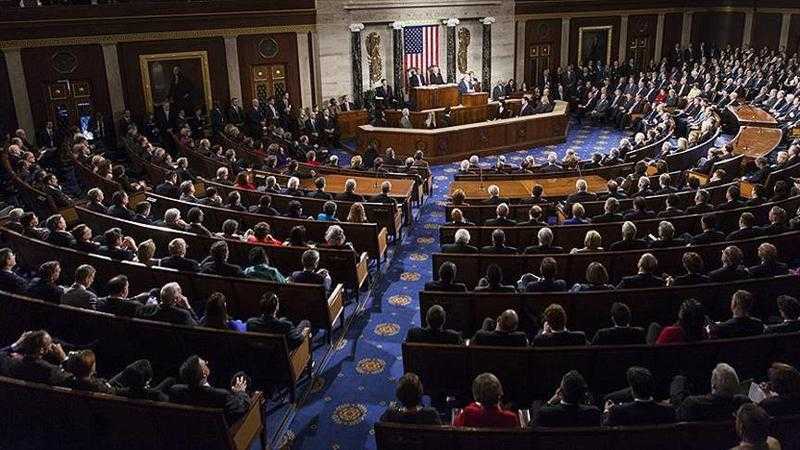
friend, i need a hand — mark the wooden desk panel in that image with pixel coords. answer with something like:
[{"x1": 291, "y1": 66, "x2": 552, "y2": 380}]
[
  {"x1": 731, "y1": 126, "x2": 783, "y2": 161},
  {"x1": 336, "y1": 110, "x2": 368, "y2": 139},
  {"x1": 729, "y1": 105, "x2": 778, "y2": 128},
  {"x1": 448, "y1": 175, "x2": 607, "y2": 200},
  {"x1": 411, "y1": 85, "x2": 460, "y2": 110},
  {"x1": 358, "y1": 101, "x2": 569, "y2": 164},
  {"x1": 298, "y1": 173, "x2": 415, "y2": 198},
  {"x1": 461, "y1": 92, "x2": 489, "y2": 107},
  {"x1": 385, "y1": 99, "x2": 522, "y2": 128}
]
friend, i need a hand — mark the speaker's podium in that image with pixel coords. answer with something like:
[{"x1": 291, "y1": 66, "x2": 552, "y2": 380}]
[
  {"x1": 461, "y1": 92, "x2": 489, "y2": 107},
  {"x1": 411, "y1": 84, "x2": 460, "y2": 110}
]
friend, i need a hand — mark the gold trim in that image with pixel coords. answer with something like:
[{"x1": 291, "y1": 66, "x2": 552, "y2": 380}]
[
  {"x1": 577, "y1": 25, "x2": 612, "y2": 66},
  {"x1": 138, "y1": 50, "x2": 213, "y2": 116},
  {"x1": 514, "y1": 6, "x2": 800, "y2": 21},
  {"x1": 0, "y1": 24, "x2": 315, "y2": 49}
]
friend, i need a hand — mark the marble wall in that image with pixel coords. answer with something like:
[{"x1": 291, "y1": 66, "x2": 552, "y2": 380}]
[{"x1": 316, "y1": 0, "x2": 515, "y2": 101}]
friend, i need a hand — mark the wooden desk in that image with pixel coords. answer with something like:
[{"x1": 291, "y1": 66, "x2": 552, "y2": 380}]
[
  {"x1": 358, "y1": 101, "x2": 569, "y2": 164},
  {"x1": 336, "y1": 110, "x2": 369, "y2": 139},
  {"x1": 298, "y1": 173, "x2": 415, "y2": 198},
  {"x1": 385, "y1": 99, "x2": 522, "y2": 128},
  {"x1": 728, "y1": 105, "x2": 778, "y2": 128},
  {"x1": 448, "y1": 174, "x2": 607, "y2": 200},
  {"x1": 461, "y1": 92, "x2": 489, "y2": 107},
  {"x1": 411, "y1": 84, "x2": 459, "y2": 110},
  {"x1": 730, "y1": 126, "x2": 783, "y2": 161}
]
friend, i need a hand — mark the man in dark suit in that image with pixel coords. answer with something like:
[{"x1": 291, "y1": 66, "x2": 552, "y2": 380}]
[
  {"x1": 565, "y1": 179, "x2": 598, "y2": 211},
  {"x1": 480, "y1": 229, "x2": 518, "y2": 254},
  {"x1": 61, "y1": 264, "x2": 98, "y2": 310},
  {"x1": 246, "y1": 294, "x2": 310, "y2": 350},
  {"x1": 524, "y1": 257, "x2": 567, "y2": 292},
  {"x1": 609, "y1": 221, "x2": 649, "y2": 251},
  {"x1": 591, "y1": 197, "x2": 624, "y2": 224},
  {"x1": 617, "y1": 253, "x2": 665, "y2": 289},
  {"x1": 95, "y1": 275, "x2": 150, "y2": 317},
  {"x1": 201, "y1": 242, "x2": 243, "y2": 277},
  {"x1": 766, "y1": 295, "x2": 800, "y2": 334},
  {"x1": 155, "y1": 171, "x2": 180, "y2": 198},
  {"x1": 758, "y1": 206, "x2": 790, "y2": 236},
  {"x1": 136, "y1": 282, "x2": 197, "y2": 327},
  {"x1": 481, "y1": 184, "x2": 509, "y2": 205},
  {"x1": 533, "y1": 304, "x2": 587, "y2": 347},
  {"x1": 375, "y1": 79, "x2": 394, "y2": 109},
  {"x1": 747, "y1": 243, "x2": 789, "y2": 278},
  {"x1": 536, "y1": 370, "x2": 602, "y2": 427},
  {"x1": 169, "y1": 355, "x2": 251, "y2": 424},
  {"x1": 726, "y1": 212, "x2": 762, "y2": 241},
  {"x1": 246, "y1": 98, "x2": 265, "y2": 137},
  {"x1": 518, "y1": 97, "x2": 535, "y2": 116},
  {"x1": 484, "y1": 203, "x2": 517, "y2": 227},
  {"x1": 669, "y1": 252, "x2": 711, "y2": 287},
  {"x1": 603, "y1": 367, "x2": 676, "y2": 426},
  {"x1": 428, "y1": 66, "x2": 445, "y2": 85},
  {"x1": 408, "y1": 68, "x2": 426, "y2": 88},
  {"x1": 5, "y1": 330, "x2": 72, "y2": 386},
  {"x1": 424, "y1": 261, "x2": 467, "y2": 292},
  {"x1": 370, "y1": 181, "x2": 398, "y2": 205},
  {"x1": 160, "y1": 238, "x2": 201, "y2": 272},
  {"x1": 406, "y1": 305, "x2": 463, "y2": 345},
  {"x1": 471, "y1": 309, "x2": 528, "y2": 347},
  {"x1": 155, "y1": 102, "x2": 176, "y2": 131},
  {"x1": 335, "y1": 179, "x2": 366, "y2": 203},
  {"x1": 689, "y1": 214, "x2": 726, "y2": 246},
  {"x1": 709, "y1": 290, "x2": 765, "y2": 339},
  {"x1": 24, "y1": 261, "x2": 65, "y2": 304},
  {"x1": 227, "y1": 98, "x2": 244, "y2": 126},
  {"x1": 669, "y1": 363, "x2": 750, "y2": 421},
  {"x1": 289, "y1": 249, "x2": 333, "y2": 292},
  {"x1": 708, "y1": 245, "x2": 750, "y2": 283},
  {"x1": 0, "y1": 248, "x2": 28, "y2": 294},
  {"x1": 592, "y1": 303, "x2": 645, "y2": 346},
  {"x1": 37, "y1": 121, "x2": 56, "y2": 149},
  {"x1": 441, "y1": 229, "x2": 479, "y2": 254},
  {"x1": 210, "y1": 101, "x2": 225, "y2": 135}
]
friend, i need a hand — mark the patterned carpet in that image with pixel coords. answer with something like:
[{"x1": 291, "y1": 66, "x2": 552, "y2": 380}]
[{"x1": 272, "y1": 122, "x2": 632, "y2": 449}]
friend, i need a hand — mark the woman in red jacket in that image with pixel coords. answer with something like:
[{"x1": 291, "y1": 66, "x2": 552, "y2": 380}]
[
  {"x1": 453, "y1": 373, "x2": 520, "y2": 428},
  {"x1": 654, "y1": 298, "x2": 709, "y2": 345}
]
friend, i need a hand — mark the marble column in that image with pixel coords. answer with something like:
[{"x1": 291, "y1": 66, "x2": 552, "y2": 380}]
[
  {"x1": 391, "y1": 22, "x2": 404, "y2": 99},
  {"x1": 681, "y1": 12, "x2": 692, "y2": 48},
  {"x1": 743, "y1": 11, "x2": 753, "y2": 47},
  {"x1": 224, "y1": 37, "x2": 243, "y2": 105},
  {"x1": 445, "y1": 18, "x2": 459, "y2": 83},
  {"x1": 297, "y1": 32, "x2": 313, "y2": 109},
  {"x1": 481, "y1": 17, "x2": 495, "y2": 92},
  {"x1": 654, "y1": 13, "x2": 665, "y2": 62},
  {"x1": 2, "y1": 48, "x2": 34, "y2": 138},
  {"x1": 619, "y1": 15, "x2": 629, "y2": 64},
  {"x1": 560, "y1": 18, "x2": 570, "y2": 66},
  {"x1": 780, "y1": 13, "x2": 792, "y2": 50},
  {"x1": 101, "y1": 44, "x2": 126, "y2": 140},
  {"x1": 515, "y1": 19, "x2": 526, "y2": 83},
  {"x1": 350, "y1": 23, "x2": 365, "y2": 108}
]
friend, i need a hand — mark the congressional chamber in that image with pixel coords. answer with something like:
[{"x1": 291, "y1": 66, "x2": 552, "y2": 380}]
[{"x1": 1, "y1": 1, "x2": 800, "y2": 449}]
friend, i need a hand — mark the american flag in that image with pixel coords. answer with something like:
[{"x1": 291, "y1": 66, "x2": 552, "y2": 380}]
[{"x1": 403, "y1": 25, "x2": 440, "y2": 83}]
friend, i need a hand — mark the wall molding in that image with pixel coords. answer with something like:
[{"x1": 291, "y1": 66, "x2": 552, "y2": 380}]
[
  {"x1": 515, "y1": 6, "x2": 800, "y2": 21},
  {"x1": 343, "y1": 0, "x2": 501, "y2": 10}
]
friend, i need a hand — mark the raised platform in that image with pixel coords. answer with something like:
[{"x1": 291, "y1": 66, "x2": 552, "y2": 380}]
[{"x1": 357, "y1": 101, "x2": 569, "y2": 164}]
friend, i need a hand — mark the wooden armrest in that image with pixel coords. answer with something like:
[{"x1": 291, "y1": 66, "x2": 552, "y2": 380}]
[
  {"x1": 288, "y1": 333, "x2": 313, "y2": 383},
  {"x1": 326, "y1": 283, "x2": 345, "y2": 329},
  {"x1": 229, "y1": 391, "x2": 265, "y2": 450},
  {"x1": 377, "y1": 227, "x2": 389, "y2": 260},
  {"x1": 356, "y1": 252, "x2": 370, "y2": 288},
  {"x1": 687, "y1": 170, "x2": 709, "y2": 185}
]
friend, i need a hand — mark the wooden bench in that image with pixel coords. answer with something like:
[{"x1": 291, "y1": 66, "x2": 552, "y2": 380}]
[
  {"x1": 2, "y1": 227, "x2": 345, "y2": 343},
  {"x1": 0, "y1": 288, "x2": 309, "y2": 403},
  {"x1": 402, "y1": 331, "x2": 800, "y2": 406},
  {"x1": 419, "y1": 274, "x2": 796, "y2": 338},
  {"x1": 375, "y1": 414, "x2": 800, "y2": 450}
]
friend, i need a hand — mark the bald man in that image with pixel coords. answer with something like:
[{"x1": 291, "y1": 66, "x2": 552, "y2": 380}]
[{"x1": 470, "y1": 309, "x2": 528, "y2": 347}]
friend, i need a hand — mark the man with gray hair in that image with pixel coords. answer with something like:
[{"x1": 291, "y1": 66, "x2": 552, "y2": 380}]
[
  {"x1": 486, "y1": 203, "x2": 517, "y2": 226},
  {"x1": 158, "y1": 208, "x2": 188, "y2": 231},
  {"x1": 136, "y1": 282, "x2": 197, "y2": 326},
  {"x1": 481, "y1": 184, "x2": 507, "y2": 205},
  {"x1": 371, "y1": 180, "x2": 397, "y2": 205},
  {"x1": 567, "y1": 178, "x2": 598, "y2": 208},
  {"x1": 523, "y1": 227, "x2": 564, "y2": 254},
  {"x1": 592, "y1": 197, "x2": 623, "y2": 223},
  {"x1": 289, "y1": 249, "x2": 332, "y2": 291},
  {"x1": 669, "y1": 363, "x2": 750, "y2": 421},
  {"x1": 610, "y1": 221, "x2": 648, "y2": 251},
  {"x1": 336, "y1": 178, "x2": 365, "y2": 202},
  {"x1": 61, "y1": 264, "x2": 97, "y2": 310},
  {"x1": 442, "y1": 229, "x2": 478, "y2": 253}
]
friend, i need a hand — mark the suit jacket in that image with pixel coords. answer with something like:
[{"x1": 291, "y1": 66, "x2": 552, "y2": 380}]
[
  {"x1": 604, "y1": 400, "x2": 676, "y2": 426},
  {"x1": 160, "y1": 255, "x2": 201, "y2": 272},
  {"x1": 479, "y1": 244, "x2": 518, "y2": 254},
  {"x1": 423, "y1": 280, "x2": 467, "y2": 292},
  {"x1": 708, "y1": 264, "x2": 750, "y2": 283},
  {"x1": 484, "y1": 217, "x2": 518, "y2": 227},
  {"x1": 711, "y1": 316, "x2": 764, "y2": 339},
  {"x1": 137, "y1": 304, "x2": 198, "y2": 327},
  {"x1": 61, "y1": 284, "x2": 98, "y2": 310},
  {"x1": 609, "y1": 239, "x2": 649, "y2": 251},
  {"x1": 7, "y1": 356, "x2": 72, "y2": 386},
  {"x1": 441, "y1": 243, "x2": 478, "y2": 254},
  {"x1": 591, "y1": 212, "x2": 624, "y2": 224},
  {"x1": 674, "y1": 392, "x2": 750, "y2": 422},
  {"x1": 592, "y1": 326, "x2": 646, "y2": 346},
  {"x1": 25, "y1": 278, "x2": 64, "y2": 304},
  {"x1": 169, "y1": 384, "x2": 250, "y2": 424},
  {"x1": 532, "y1": 330, "x2": 587, "y2": 347},
  {"x1": 246, "y1": 314, "x2": 306, "y2": 349},
  {"x1": 766, "y1": 320, "x2": 800, "y2": 334},
  {"x1": 747, "y1": 261, "x2": 789, "y2": 278},
  {"x1": 201, "y1": 260, "x2": 243, "y2": 277},
  {"x1": 0, "y1": 269, "x2": 28, "y2": 294},
  {"x1": 471, "y1": 329, "x2": 528, "y2": 347},
  {"x1": 96, "y1": 295, "x2": 146, "y2": 317},
  {"x1": 616, "y1": 273, "x2": 664, "y2": 289},
  {"x1": 406, "y1": 327, "x2": 463, "y2": 345},
  {"x1": 290, "y1": 270, "x2": 327, "y2": 285},
  {"x1": 336, "y1": 192, "x2": 365, "y2": 203},
  {"x1": 155, "y1": 182, "x2": 179, "y2": 198},
  {"x1": 536, "y1": 403, "x2": 602, "y2": 428},
  {"x1": 525, "y1": 278, "x2": 568, "y2": 292},
  {"x1": 671, "y1": 273, "x2": 710, "y2": 287}
]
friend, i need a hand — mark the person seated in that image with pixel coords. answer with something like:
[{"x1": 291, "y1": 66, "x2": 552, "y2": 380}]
[
  {"x1": 61, "y1": 265, "x2": 98, "y2": 310},
  {"x1": 380, "y1": 373, "x2": 442, "y2": 425},
  {"x1": 248, "y1": 195, "x2": 279, "y2": 217},
  {"x1": 731, "y1": 404, "x2": 783, "y2": 450},
  {"x1": 748, "y1": 243, "x2": 789, "y2": 278},
  {"x1": 524, "y1": 257, "x2": 567, "y2": 292},
  {"x1": 62, "y1": 350, "x2": 119, "y2": 395},
  {"x1": 623, "y1": 196, "x2": 655, "y2": 221},
  {"x1": 609, "y1": 221, "x2": 648, "y2": 251},
  {"x1": 224, "y1": 191, "x2": 247, "y2": 212},
  {"x1": 243, "y1": 247, "x2": 287, "y2": 283},
  {"x1": 563, "y1": 203, "x2": 590, "y2": 225},
  {"x1": 532, "y1": 304, "x2": 587, "y2": 347},
  {"x1": 4, "y1": 330, "x2": 72, "y2": 386},
  {"x1": 0, "y1": 248, "x2": 28, "y2": 294},
  {"x1": 570, "y1": 230, "x2": 603, "y2": 254},
  {"x1": 471, "y1": 309, "x2": 528, "y2": 347},
  {"x1": 132, "y1": 201, "x2": 154, "y2": 225},
  {"x1": 24, "y1": 261, "x2": 65, "y2": 304},
  {"x1": 759, "y1": 206, "x2": 790, "y2": 236},
  {"x1": 655, "y1": 173, "x2": 678, "y2": 195},
  {"x1": 758, "y1": 363, "x2": 800, "y2": 417},
  {"x1": 706, "y1": 246, "x2": 749, "y2": 284},
  {"x1": 766, "y1": 295, "x2": 800, "y2": 334},
  {"x1": 43, "y1": 214, "x2": 75, "y2": 248},
  {"x1": 485, "y1": 203, "x2": 517, "y2": 226},
  {"x1": 746, "y1": 184, "x2": 769, "y2": 206},
  {"x1": 709, "y1": 290, "x2": 765, "y2": 339},
  {"x1": 289, "y1": 249, "x2": 332, "y2": 292},
  {"x1": 669, "y1": 363, "x2": 750, "y2": 422},
  {"x1": 603, "y1": 367, "x2": 676, "y2": 426},
  {"x1": 199, "y1": 292, "x2": 246, "y2": 331},
  {"x1": 648, "y1": 221, "x2": 686, "y2": 249},
  {"x1": 631, "y1": 176, "x2": 653, "y2": 199},
  {"x1": 446, "y1": 208, "x2": 475, "y2": 227},
  {"x1": 453, "y1": 373, "x2": 520, "y2": 428},
  {"x1": 320, "y1": 224, "x2": 354, "y2": 251},
  {"x1": 570, "y1": 262, "x2": 614, "y2": 292},
  {"x1": 770, "y1": 180, "x2": 790, "y2": 203},
  {"x1": 179, "y1": 181, "x2": 198, "y2": 203},
  {"x1": 727, "y1": 212, "x2": 762, "y2": 241},
  {"x1": 200, "y1": 241, "x2": 244, "y2": 277},
  {"x1": 442, "y1": 229, "x2": 478, "y2": 254},
  {"x1": 424, "y1": 261, "x2": 467, "y2": 292},
  {"x1": 406, "y1": 305, "x2": 463, "y2": 345},
  {"x1": 591, "y1": 197, "x2": 624, "y2": 223},
  {"x1": 371, "y1": 181, "x2": 398, "y2": 205},
  {"x1": 523, "y1": 227, "x2": 564, "y2": 254},
  {"x1": 160, "y1": 238, "x2": 201, "y2": 272},
  {"x1": 480, "y1": 184, "x2": 509, "y2": 205},
  {"x1": 450, "y1": 188, "x2": 469, "y2": 207},
  {"x1": 536, "y1": 370, "x2": 602, "y2": 427},
  {"x1": 480, "y1": 229, "x2": 518, "y2": 254},
  {"x1": 617, "y1": 253, "x2": 664, "y2": 289},
  {"x1": 246, "y1": 293, "x2": 310, "y2": 350},
  {"x1": 657, "y1": 193, "x2": 685, "y2": 218},
  {"x1": 156, "y1": 208, "x2": 189, "y2": 232},
  {"x1": 233, "y1": 171, "x2": 257, "y2": 191},
  {"x1": 168, "y1": 355, "x2": 251, "y2": 424},
  {"x1": 689, "y1": 214, "x2": 725, "y2": 245},
  {"x1": 336, "y1": 178, "x2": 365, "y2": 202},
  {"x1": 538, "y1": 152, "x2": 562, "y2": 172},
  {"x1": 667, "y1": 252, "x2": 710, "y2": 286},
  {"x1": 686, "y1": 189, "x2": 714, "y2": 214},
  {"x1": 85, "y1": 188, "x2": 107, "y2": 214},
  {"x1": 652, "y1": 298, "x2": 709, "y2": 345},
  {"x1": 518, "y1": 205, "x2": 548, "y2": 227},
  {"x1": 21, "y1": 212, "x2": 48, "y2": 241},
  {"x1": 566, "y1": 179, "x2": 598, "y2": 208},
  {"x1": 136, "y1": 282, "x2": 197, "y2": 326},
  {"x1": 592, "y1": 302, "x2": 645, "y2": 345},
  {"x1": 154, "y1": 171, "x2": 180, "y2": 198},
  {"x1": 246, "y1": 222, "x2": 283, "y2": 246},
  {"x1": 715, "y1": 185, "x2": 745, "y2": 211},
  {"x1": 475, "y1": 264, "x2": 516, "y2": 293}
]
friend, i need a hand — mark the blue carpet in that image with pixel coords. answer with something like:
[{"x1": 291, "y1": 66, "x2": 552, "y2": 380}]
[{"x1": 275, "y1": 122, "x2": 632, "y2": 449}]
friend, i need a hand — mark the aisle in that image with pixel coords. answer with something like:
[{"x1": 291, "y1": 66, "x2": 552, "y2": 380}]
[{"x1": 282, "y1": 123, "x2": 627, "y2": 449}]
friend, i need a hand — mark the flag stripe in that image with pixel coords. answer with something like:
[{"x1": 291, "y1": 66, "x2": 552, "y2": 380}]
[{"x1": 403, "y1": 25, "x2": 440, "y2": 86}]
